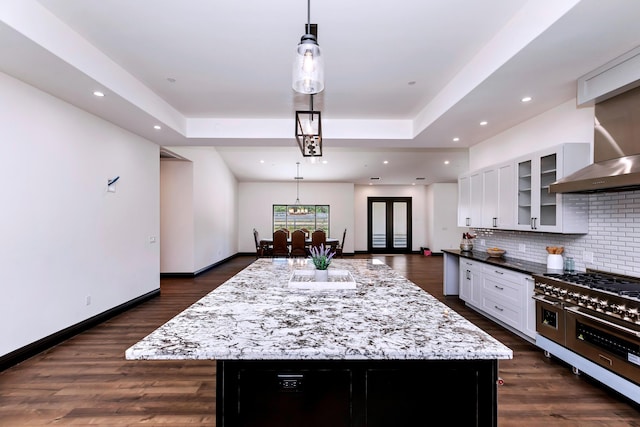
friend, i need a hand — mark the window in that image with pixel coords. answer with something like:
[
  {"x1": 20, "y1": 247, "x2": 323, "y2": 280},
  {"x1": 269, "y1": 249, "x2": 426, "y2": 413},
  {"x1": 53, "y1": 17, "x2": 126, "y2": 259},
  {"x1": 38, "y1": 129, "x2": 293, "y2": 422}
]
[{"x1": 273, "y1": 205, "x2": 329, "y2": 234}]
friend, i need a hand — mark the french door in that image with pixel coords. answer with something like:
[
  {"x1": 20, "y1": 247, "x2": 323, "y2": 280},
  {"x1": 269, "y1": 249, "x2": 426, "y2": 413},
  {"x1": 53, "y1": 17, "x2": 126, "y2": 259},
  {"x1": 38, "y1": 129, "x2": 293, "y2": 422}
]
[{"x1": 367, "y1": 197, "x2": 412, "y2": 253}]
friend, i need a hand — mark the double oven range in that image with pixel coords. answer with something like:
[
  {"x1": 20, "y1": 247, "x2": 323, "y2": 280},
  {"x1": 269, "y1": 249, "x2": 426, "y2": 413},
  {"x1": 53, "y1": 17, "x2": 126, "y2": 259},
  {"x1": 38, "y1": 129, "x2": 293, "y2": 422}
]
[{"x1": 532, "y1": 270, "x2": 640, "y2": 389}]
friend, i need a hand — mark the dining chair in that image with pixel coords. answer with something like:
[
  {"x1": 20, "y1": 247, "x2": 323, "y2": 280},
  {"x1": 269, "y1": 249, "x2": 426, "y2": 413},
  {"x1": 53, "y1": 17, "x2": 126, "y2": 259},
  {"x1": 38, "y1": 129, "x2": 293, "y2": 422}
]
[
  {"x1": 253, "y1": 228, "x2": 271, "y2": 257},
  {"x1": 310, "y1": 229, "x2": 326, "y2": 252},
  {"x1": 277, "y1": 228, "x2": 290, "y2": 238},
  {"x1": 334, "y1": 228, "x2": 347, "y2": 258},
  {"x1": 253, "y1": 228, "x2": 263, "y2": 258},
  {"x1": 271, "y1": 229, "x2": 289, "y2": 257},
  {"x1": 290, "y1": 229, "x2": 307, "y2": 257}
]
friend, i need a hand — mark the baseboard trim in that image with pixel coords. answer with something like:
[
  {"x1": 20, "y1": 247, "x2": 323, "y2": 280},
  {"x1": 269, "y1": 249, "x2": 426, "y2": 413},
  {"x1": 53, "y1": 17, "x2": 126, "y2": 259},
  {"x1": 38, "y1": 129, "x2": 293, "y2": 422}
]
[
  {"x1": 160, "y1": 253, "x2": 240, "y2": 278},
  {"x1": 0, "y1": 288, "x2": 160, "y2": 372}
]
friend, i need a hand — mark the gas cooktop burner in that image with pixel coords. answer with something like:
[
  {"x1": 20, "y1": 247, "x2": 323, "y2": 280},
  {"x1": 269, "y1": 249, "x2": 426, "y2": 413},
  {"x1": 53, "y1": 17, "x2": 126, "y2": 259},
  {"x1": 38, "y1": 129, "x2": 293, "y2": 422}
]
[{"x1": 543, "y1": 272, "x2": 640, "y2": 296}]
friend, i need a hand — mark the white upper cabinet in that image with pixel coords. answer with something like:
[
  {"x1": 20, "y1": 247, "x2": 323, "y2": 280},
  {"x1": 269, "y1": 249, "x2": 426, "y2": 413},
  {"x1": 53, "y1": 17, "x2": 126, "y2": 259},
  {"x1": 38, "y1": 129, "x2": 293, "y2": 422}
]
[
  {"x1": 514, "y1": 143, "x2": 590, "y2": 233},
  {"x1": 481, "y1": 162, "x2": 514, "y2": 229},
  {"x1": 458, "y1": 143, "x2": 590, "y2": 233},
  {"x1": 457, "y1": 171, "x2": 482, "y2": 227}
]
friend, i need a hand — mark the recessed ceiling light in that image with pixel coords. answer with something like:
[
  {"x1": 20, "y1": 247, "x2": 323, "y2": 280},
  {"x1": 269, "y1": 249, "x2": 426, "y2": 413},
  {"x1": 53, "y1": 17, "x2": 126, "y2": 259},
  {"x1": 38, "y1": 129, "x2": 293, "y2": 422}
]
[
  {"x1": 322, "y1": 160, "x2": 328, "y2": 164},
  {"x1": 408, "y1": 81, "x2": 416, "y2": 86},
  {"x1": 521, "y1": 96, "x2": 532, "y2": 103},
  {"x1": 93, "y1": 91, "x2": 105, "y2": 97},
  {"x1": 444, "y1": 160, "x2": 450, "y2": 165},
  {"x1": 383, "y1": 160, "x2": 389, "y2": 164},
  {"x1": 479, "y1": 121, "x2": 488, "y2": 126},
  {"x1": 452, "y1": 137, "x2": 460, "y2": 142},
  {"x1": 153, "y1": 125, "x2": 162, "y2": 130},
  {"x1": 260, "y1": 160, "x2": 265, "y2": 164}
]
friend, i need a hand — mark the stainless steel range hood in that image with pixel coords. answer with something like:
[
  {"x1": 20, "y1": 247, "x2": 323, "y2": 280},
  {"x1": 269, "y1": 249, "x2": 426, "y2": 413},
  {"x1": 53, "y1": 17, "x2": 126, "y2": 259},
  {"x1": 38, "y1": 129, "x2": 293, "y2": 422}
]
[{"x1": 549, "y1": 85, "x2": 640, "y2": 193}]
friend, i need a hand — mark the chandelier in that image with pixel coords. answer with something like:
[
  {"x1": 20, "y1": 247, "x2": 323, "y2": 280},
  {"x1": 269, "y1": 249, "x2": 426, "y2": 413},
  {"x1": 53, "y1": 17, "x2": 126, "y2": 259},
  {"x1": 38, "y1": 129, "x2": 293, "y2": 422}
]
[
  {"x1": 289, "y1": 162, "x2": 308, "y2": 215},
  {"x1": 295, "y1": 94, "x2": 322, "y2": 157},
  {"x1": 292, "y1": 0, "x2": 324, "y2": 94}
]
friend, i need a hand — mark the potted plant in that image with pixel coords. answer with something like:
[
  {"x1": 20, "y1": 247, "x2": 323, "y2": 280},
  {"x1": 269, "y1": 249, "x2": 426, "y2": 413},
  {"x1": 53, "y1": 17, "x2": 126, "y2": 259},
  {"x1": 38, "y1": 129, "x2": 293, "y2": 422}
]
[{"x1": 309, "y1": 243, "x2": 334, "y2": 282}]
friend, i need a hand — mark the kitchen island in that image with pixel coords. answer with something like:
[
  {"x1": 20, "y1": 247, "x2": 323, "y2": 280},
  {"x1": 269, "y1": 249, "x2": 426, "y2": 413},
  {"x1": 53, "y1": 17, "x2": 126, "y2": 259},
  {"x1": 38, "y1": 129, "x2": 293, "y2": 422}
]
[{"x1": 126, "y1": 258, "x2": 512, "y2": 426}]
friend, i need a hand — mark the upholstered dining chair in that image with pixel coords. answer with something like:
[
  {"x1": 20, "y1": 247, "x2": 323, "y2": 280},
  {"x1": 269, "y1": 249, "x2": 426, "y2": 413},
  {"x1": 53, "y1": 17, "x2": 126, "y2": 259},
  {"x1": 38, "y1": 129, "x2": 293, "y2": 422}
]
[
  {"x1": 290, "y1": 229, "x2": 307, "y2": 257},
  {"x1": 334, "y1": 228, "x2": 347, "y2": 258},
  {"x1": 271, "y1": 229, "x2": 289, "y2": 257},
  {"x1": 277, "y1": 228, "x2": 290, "y2": 238},
  {"x1": 310, "y1": 229, "x2": 326, "y2": 252}
]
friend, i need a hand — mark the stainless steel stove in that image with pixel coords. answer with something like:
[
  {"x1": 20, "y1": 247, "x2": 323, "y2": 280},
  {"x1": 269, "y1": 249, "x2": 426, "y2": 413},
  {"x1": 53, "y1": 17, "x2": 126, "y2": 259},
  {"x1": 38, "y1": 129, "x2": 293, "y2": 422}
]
[
  {"x1": 535, "y1": 271, "x2": 640, "y2": 324},
  {"x1": 532, "y1": 269, "x2": 640, "y2": 391}
]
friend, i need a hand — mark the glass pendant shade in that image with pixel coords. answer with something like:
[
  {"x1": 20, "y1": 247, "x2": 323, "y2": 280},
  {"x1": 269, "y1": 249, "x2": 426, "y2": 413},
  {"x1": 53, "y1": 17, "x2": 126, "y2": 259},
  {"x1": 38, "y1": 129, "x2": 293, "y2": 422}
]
[
  {"x1": 292, "y1": 34, "x2": 324, "y2": 94},
  {"x1": 295, "y1": 110, "x2": 322, "y2": 157}
]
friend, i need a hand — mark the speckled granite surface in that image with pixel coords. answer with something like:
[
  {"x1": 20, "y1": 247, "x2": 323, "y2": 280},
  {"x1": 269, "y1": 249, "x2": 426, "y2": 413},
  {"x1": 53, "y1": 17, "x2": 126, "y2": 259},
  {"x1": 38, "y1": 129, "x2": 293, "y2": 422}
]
[{"x1": 125, "y1": 258, "x2": 512, "y2": 361}]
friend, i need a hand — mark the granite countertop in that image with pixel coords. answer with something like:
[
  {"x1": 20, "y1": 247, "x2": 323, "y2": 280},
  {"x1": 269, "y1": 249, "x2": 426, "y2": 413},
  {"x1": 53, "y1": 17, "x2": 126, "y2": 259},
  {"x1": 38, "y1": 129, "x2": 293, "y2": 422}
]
[
  {"x1": 443, "y1": 249, "x2": 549, "y2": 276},
  {"x1": 125, "y1": 258, "x2": 512, "y2": 361}
]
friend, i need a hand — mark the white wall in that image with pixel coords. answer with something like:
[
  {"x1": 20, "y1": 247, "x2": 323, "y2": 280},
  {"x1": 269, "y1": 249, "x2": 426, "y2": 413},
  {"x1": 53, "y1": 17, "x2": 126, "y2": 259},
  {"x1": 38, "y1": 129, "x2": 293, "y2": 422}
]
[
  {"x1": 354, "y1": 185, "x2": 428, "y2": 252},
  {"x1": 160, "y1": 160, "x2": 194, "y2": 272},
  {"x1": 238, "y1": 182, "x2": 355, "y2": 253},
  {"x1": 0, "y1": 72, "x2": 160, "y2": 357},
  {"x1": 426, "y1": 183, "x2": 465, "y2": 253},
  {"x1": 162, "y1": 147, "x2": 238, "y2": 273},
  {"x1": 470, "y1": 99, "x2": 594, "y2": 170}
]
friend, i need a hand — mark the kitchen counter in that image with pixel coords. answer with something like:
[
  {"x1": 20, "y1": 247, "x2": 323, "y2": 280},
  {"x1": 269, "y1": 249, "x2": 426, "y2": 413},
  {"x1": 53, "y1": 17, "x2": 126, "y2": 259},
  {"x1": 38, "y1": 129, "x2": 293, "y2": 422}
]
[
  {"x1": 126, "y1": 258, "x2": 511, "y2": 426},
  {"x1": 443, "y1": 249, "x2": 548, "y2": 276},
  {"x1": 126, "y1": 258, "x2": 512, "y2": 361}
]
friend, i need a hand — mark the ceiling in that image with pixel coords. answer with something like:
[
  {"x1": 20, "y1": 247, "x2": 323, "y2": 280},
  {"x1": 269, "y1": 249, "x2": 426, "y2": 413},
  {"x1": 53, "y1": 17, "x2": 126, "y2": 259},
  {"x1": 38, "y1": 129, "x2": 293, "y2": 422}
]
[{"x1": 2, "y1": 0, "x2": 640, "y2": 184}]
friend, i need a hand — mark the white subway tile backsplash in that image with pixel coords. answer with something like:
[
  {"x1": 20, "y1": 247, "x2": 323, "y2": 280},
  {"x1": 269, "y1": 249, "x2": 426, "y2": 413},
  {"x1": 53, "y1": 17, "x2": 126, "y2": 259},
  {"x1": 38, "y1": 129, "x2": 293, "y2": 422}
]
[{"x1": 473, "y1": 189, "x2": 640, "y2": 277}]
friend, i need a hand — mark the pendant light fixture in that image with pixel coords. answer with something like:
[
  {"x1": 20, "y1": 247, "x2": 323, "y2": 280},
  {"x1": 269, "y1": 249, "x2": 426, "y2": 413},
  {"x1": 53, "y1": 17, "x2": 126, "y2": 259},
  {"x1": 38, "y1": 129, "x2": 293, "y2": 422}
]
[
  {"x1": 289, "y1": 162, "x2": 308, "y2": 215},
  {"x1": 292, "y1": 0, "x2": 324, "y2": 94},
  {"x1": 295, "y1": 94, "x2": 322, "y2": 157}
]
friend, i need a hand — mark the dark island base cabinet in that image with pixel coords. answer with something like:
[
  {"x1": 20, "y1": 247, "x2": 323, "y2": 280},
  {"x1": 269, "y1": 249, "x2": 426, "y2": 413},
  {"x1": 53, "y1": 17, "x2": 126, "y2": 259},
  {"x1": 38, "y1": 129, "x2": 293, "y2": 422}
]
[{"x1": 217, "y1": 359, "x2": 498, "y2": 427}]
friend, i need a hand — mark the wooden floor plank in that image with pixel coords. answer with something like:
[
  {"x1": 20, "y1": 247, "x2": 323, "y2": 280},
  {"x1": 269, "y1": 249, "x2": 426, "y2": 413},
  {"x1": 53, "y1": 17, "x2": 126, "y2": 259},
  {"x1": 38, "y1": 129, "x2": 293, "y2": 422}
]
[{"x1": 0, "y1": 254, "x2": 637, "y2": 425}]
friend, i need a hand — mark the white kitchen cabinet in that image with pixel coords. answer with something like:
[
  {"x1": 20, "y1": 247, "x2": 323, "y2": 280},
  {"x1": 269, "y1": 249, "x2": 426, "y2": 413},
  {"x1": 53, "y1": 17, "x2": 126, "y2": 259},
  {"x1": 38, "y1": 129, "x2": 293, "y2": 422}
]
[
  {"x1": 458, "y1": 261, "x2": 535, "y2": 341},
  {"x1": 480, "y1": 266, "x2": 526, "y2": 332},
  {"x1": 481, "y1": 162, "x2": 514, "y2": 229},
  {"x1": 458, "y1": 259, "x2": 482, "y2": 305},
  {"x1": 457, "y1": 171, "x2": 482, "y2": 227},
  {"x1": 514, "y1": 143, "x2": 590, "y2": 233}
]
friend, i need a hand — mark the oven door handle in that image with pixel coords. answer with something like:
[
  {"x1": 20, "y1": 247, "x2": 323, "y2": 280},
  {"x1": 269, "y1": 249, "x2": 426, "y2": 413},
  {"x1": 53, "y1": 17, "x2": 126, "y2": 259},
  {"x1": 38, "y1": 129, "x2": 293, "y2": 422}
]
[
  {"x1": 532, "y1": 294, "x2": 562, "y2": 306},
  {"x1": 565, "y1": 306, "x2": 640, "y2": 338}
]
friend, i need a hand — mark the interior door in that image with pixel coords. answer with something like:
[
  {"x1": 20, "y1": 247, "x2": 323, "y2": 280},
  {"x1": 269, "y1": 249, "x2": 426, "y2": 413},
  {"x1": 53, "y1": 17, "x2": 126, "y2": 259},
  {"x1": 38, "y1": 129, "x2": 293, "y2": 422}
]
[{"x1": 367, "y1": 197, "x2": 412, "y2": 253}]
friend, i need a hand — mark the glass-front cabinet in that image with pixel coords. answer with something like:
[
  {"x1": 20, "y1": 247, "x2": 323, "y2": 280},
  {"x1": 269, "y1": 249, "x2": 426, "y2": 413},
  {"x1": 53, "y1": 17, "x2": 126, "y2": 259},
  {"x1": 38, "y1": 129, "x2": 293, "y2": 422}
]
[{"x1": 514, "y1": 144, "x2": 590, "y2": 233}]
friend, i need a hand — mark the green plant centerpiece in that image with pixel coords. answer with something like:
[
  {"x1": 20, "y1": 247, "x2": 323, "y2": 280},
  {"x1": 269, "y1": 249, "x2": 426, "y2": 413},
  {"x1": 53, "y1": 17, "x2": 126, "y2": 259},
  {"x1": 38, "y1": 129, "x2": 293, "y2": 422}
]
[{"x1": 309, "y1": 243, "x2": 334, "y2": 270}]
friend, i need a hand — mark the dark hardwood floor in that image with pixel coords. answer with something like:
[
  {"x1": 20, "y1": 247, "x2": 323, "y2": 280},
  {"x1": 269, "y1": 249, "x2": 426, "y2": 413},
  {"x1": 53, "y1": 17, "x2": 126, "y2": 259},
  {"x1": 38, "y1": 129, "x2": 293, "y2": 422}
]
[{"x1": 0, "y1": 254, "x2": 638, "y2": 426}]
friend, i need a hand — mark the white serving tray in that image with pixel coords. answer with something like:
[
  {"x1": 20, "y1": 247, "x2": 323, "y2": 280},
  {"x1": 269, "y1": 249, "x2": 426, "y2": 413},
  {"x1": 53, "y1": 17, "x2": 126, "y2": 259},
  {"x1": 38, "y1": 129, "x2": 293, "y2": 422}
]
[{"x1": 288, "y1": 269, "x2": 357, "y2": 290}]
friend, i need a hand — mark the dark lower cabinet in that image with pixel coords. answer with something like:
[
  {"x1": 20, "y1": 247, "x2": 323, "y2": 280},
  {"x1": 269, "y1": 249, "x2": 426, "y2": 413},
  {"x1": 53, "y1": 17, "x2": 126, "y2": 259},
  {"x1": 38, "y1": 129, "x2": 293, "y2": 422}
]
[
  {"x1": 217, "y1": 360, "x2": 498, "y2": 427},
  {"x1": 237, "y1": 369, "x2": 352, "y2": 427}
]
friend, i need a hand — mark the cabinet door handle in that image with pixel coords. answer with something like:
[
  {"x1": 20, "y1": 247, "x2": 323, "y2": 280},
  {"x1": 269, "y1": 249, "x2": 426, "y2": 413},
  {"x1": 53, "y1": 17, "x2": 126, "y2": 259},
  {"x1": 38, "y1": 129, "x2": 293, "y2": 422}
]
[
  {"x1": 494, "y1": 305, "x2": 504, "y2": 312},
  {"x1": 493, "y1": 217, "x2": 497, "y2": 228},
  {"x1": 494, "y1": 285, "x2": 504, "y2": 291},
  {"x1": 466, "y1": 270, "x2": 471, "y2": 280},
  {"x1": 531, "y1": 217, "x2": 538, "y2": 230},
  {"x1": 494, "y1": 270, "x2": 503, "y2": 275},
  {"x1": 466, "y1": 217, "x2": 470, "y2": 226}
]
